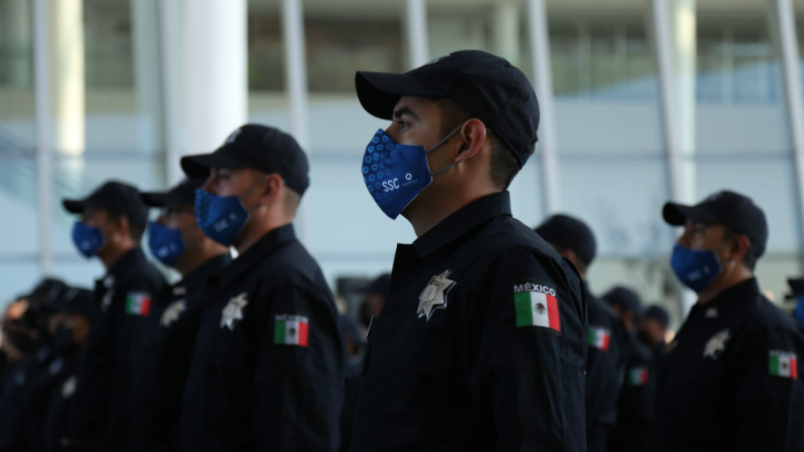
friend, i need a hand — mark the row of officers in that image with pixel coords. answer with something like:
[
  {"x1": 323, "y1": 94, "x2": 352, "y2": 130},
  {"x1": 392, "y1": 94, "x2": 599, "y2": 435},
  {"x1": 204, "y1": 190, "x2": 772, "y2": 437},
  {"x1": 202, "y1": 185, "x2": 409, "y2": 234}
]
[{"x1": 0, "y1": 49, "x2": 803, "y2": 452}]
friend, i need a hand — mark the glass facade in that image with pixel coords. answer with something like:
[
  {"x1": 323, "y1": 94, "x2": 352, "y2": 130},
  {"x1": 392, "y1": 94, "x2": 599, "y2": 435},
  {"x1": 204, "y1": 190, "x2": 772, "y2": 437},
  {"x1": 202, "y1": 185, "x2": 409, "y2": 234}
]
[{"x1": 1, "y1": 0, "x2": 804, "y2": 329}]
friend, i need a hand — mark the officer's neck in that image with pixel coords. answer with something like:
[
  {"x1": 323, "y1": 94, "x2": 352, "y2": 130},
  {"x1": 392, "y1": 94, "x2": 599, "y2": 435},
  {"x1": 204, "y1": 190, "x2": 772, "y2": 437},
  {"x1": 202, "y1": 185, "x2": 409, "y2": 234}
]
[
  {"x1": 175, "y1": 241, "x2": 228, "y2": 277},
  {"x1": 404, "y1": 186, "x2": 499, "y2": 237},
  {"x1": 98, "y1": 241, "x2": 137, "y2": 270},
  {"x1": 697, "y1": 264, "x2": 753, "y2": 304},
  {"x1": 233, "y1": 209, "x2": 293, "y2": 254}
]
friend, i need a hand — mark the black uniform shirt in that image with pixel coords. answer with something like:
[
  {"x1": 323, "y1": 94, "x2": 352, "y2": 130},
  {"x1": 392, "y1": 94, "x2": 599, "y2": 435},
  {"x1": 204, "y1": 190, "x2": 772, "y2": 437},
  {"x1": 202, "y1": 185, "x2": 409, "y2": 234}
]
[
  {"x1": 653, "y1": 278, "x2": 804, "y2": 452},
  {"x1": 609, "y1": 332, "x2": 652, "y2": 452},
  {"x1": 130, "y1": 253, "x2": 232, "y2": 452},
  {"x1": 42, "y1": 354, "x2": 80, "y2": 452},
  {"x1": 350, "y1": 192, "x2": 588, "y2": 452},
  {"x1": 69, "y1": 247, "x2": 167, "y2": 450},
  {"x1": 181, "y1": 224, "x2": 345, "y2": 452},
  {"x1": 584, "y1": 286, "x2": 628, "y2": 452}
]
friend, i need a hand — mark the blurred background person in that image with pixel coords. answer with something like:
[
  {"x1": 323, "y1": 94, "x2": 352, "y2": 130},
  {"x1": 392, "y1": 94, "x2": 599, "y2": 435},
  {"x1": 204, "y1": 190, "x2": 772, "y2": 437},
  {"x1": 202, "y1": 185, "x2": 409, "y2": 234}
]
[
  {"x1": 603, "y1": 286, "x2": 653, "y2": 452},
  {"x1": 535, "y1": 214, "x2": 628, "y2": 452},
  {"x1": 61, "y1": 181, "x2": 167, "y2": 452},
  {"x1": 129, "y1": 178, "x2": 232, "y2": 452},
  {"x1": 637, "y1": 305, "x2": 670, "y2": 360},
  {"x1": 653, "y1": 191, "x2": 804, "y2": 451}
]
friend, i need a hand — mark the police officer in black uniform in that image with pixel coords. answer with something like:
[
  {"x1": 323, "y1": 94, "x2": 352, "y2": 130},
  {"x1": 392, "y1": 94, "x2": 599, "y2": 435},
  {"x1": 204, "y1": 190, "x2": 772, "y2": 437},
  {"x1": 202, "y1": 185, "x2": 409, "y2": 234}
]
[
  {"x1": 350, "y1": 50, "x2": 587, "y2": 451},
  {"x1": 34, "y1": 287, "x2": 94, "y2": 452},
  {"x1": 536, "y1": 215, "x2": 628, "y2": 452},
  {"x1": 637, "y1": 305, "x2": 670, "y2": 361},
  {"x1": 603, "y1": 286, "x2": 652, "y2": 452},
  {"x1": 785, "y1": 278, "x2": 804, "y2": 332},
  {"x1": 61, "y1": 181, "x2": 167, "y2": 451},
  {"x1": 128, "y1": 178, "x2": 232, "y2": 452},
  {"x1": 180, "y1": 125, "x2": 344, "y2": 451},
  {"x1": 653, "y1": 190, "x2": 804, "y2": 451}
]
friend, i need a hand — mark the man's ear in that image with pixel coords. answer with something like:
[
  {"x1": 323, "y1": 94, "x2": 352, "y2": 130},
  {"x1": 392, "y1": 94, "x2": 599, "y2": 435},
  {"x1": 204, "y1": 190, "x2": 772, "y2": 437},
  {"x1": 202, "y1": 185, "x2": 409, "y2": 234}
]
[
  {"x1": 454, "y1": 119, "x2": 488, "y2": 164},
  {"x1": 258, "y1": 173, "x2": 284, "y2": 206},
  {"x1": 730, "y1": 235, "x2": 751, "y2": 263}
]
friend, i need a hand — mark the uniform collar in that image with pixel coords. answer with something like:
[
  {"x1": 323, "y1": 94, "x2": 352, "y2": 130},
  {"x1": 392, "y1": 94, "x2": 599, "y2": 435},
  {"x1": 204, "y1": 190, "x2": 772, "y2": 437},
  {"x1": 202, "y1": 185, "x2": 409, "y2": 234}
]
[
  {"x1": 692, "y1": 277, "x2": 760, "y2": 318},
  {"x1": 412, "y1": 191, "x2": 512, "y2": 258},
  {"x1": 175, "y1": 253, "x2": 233, "y2": 294},
  {"x1": 103, "y1": 247, "x2": 147, "y2": 282},
  {"x1": 218, "y1": 224, "x2": 297, "y2": 287}
]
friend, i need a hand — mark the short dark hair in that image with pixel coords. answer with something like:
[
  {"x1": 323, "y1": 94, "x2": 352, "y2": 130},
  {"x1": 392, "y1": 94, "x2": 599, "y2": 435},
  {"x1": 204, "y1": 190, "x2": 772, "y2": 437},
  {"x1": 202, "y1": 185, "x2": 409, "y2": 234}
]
[
  {"x1": 106, "y1": 211, "x2": 145, "y2": 243},
  {"x1": 724, "y1": 227, "x2": 757, "y2": 271},
  {"x1": 436, "y1": 98, "x2": 534, "y2": 190}
]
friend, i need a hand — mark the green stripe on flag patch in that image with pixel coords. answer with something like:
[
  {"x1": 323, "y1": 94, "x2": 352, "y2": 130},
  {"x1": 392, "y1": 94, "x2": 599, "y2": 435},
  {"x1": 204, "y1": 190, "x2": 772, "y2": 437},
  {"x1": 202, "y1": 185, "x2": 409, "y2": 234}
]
[
  {"x1": 274, "y1": 320, "x2": 287, "y2": 344},
  {"x1": 515, "y1": 292, "x2": 534, "y2": 327},
  {"x1": 770, "y1": 354, "x2": 780, "y2": 375}
]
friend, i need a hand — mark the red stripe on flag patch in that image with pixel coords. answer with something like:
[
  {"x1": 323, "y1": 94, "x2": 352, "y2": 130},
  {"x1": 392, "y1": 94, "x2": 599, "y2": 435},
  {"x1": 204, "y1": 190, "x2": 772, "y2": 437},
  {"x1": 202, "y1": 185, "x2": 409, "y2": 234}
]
[
  {"x1": 601, "y1": 333, "x2": 610, "y2": 351},
  {"x1": 792, "y1": 358, "x2": 799, "y2": 380},
  {"x1": 298, "y1": 322, "x2": 309, "y2": 347},
  {"x1": 547, "y1": 294, "x2": 560, "y2": 332}
]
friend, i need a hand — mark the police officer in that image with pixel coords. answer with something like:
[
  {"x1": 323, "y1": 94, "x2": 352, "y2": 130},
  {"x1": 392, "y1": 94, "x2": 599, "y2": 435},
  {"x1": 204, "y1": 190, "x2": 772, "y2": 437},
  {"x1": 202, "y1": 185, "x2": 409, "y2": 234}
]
[
  {"x1": 637, "y1": 305, "x2": 670, "y2": 360},
  {"x1": 0, "y1": 279, "x2": 69, "y2": 451},
  {"x1": 653, "y1": 190, "x2": 804, "y2": 451},
  {"x1": 180, "y1": 125, "x2": 344, "y2": 451},
  {"x1": 350, "y1": 50, "x2": 587, "y2": 451},
  {"x1": 603, "y1": 286, "x2": 652, "y2": 452},
  {"x1": 33, "y1": 287, "x2": 93, "y2": 452},
  {"x1": 61, "y1": 181, "x2": 167, "y2": 451},
  {"x1": 785, "y1": 278, "x2": 804, "y2": 331},
  {"x1": 126, "y1": 178, "x2": 232, "y2": 452},
  {"x1": 536, "y1": 215, "x2": 628, "y2": 452}
]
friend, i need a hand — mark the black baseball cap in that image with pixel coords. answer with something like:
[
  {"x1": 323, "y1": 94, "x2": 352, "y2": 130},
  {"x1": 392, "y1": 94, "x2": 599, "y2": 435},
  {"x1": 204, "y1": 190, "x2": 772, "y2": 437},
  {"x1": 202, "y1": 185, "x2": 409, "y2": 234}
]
[
  {"x1": 63, "y1": 181, "x2": 149, "y2": 230},
  {"x1": 25, "y1": 278, "x2": 69, "y2": 304},
  {"x1": 181, "y1": 124, "x2": 310, "y2": 196},
  {"x1": 51, "y1": 287, "x2": 93, "y2": 317},
  {"x1": 603, "y1": 286, "x2": 644, "y2": 317},
  {"x1": 355, "y1": 50, "x2": 540, "y2": 168},
  {"x1": 641, "y1": 305, "x2": 670, "y2": 328},
  {"x1": 663, "y1": 190, "x2": 768, "y2": 258},
  {"x1": 786, "y1": 278, "x2": 804, "y2": 300},
  {"x1": 535, "y1": 214, "x2": 597, "y2": 267},
  {"x1": 141, "y1": 178, "x2": 206, "y2": 208}
]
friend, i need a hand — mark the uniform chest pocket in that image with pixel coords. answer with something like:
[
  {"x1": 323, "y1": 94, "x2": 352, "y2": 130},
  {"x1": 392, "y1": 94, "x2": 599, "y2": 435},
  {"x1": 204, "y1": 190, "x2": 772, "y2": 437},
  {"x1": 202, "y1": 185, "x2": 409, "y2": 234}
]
[{"x1": 391, "y1": 328, "x2": 454, "y2": 376}]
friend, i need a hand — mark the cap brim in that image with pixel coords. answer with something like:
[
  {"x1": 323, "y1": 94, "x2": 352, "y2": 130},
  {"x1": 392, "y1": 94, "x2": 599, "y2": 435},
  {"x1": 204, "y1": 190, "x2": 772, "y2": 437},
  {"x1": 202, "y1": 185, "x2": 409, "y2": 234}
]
[
  {"x1": 662, "y1": 202, "x2": 720, "y2": 226},
  {"x1": 355, "y1": 71, "x2": 446, "y2": 120},
  {"x1": 181, "y1": 152, "x2": 248, "y2": 178},
  {"x1": 140, "y1": 192, "x2": 173, "y2": 208},
  {"x1": 62, "y1": 199, "x2": 86, "y2": 214}
]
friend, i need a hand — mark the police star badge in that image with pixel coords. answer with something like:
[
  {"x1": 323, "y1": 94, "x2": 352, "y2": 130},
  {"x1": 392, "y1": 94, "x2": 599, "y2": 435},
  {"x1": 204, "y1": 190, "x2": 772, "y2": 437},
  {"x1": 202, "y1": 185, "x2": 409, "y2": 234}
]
[
  {"x1": 704, "y1": 329, "x2": 730, "y2": 360},
  {"x1": 161, "y1": 300, "x2": 186, "y2": 328},
  {"x1": 221, "y1": 292, "x2": 248, "y2": 331},
  {"x1": 417, "y1": 270, "x2": 456, "y2": 321},
  {"x1": 62, "y1": 376, "x2": 77, "y2": 398}
]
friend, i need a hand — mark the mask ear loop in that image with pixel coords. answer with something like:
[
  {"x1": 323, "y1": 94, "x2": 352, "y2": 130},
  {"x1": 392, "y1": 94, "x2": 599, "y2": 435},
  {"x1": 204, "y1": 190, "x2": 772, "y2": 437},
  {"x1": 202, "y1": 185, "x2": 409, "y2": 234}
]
[
  {"x1": 239, "y1": 176, "x2": 272, "y2": 214},
  {"x1": 426, "y1": 124, "x2": 466, "y2": 176}
]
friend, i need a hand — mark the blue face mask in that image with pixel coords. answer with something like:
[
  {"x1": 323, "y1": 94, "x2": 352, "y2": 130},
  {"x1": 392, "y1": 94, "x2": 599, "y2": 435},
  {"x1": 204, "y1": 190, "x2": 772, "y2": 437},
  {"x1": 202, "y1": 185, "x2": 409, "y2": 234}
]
[
  {"x1": 195, "y1": 182, "x2": 262, "y2": 247},
  {"x1": 147, "y1": 221, "x2": 186, "y2": 267},
  {"x1": 361, "y1": 127, "x2": 462, "y2": 220},
  {"x1": 71, "y1": 221, "x2": 105, "y2": 258},
  {"x1": 794, "y1": 296, "x2": 804, "y2": 329},
  {"x1": 670, "y1": 244, "x2": 725, "y2": 292}
]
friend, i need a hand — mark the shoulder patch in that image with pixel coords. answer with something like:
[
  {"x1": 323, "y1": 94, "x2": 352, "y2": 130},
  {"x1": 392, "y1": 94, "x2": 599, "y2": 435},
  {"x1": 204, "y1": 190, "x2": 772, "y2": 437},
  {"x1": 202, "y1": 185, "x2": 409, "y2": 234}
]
[
  {"x1": 273, "y1": 315, "x2": 309, "y2": 347},
  {"x1": 588, "y1": 326, "x2": 611, "y2": 351},
  {"x1": 769, "y1": 351, "x2": 798, "y2": 379},
  {"x1": 628, "y1": 366, "x2": 649, "y2": 386},
  {"x1": 125, "y1": 292, "x2": 151, "y2": 316},
  {"x1": 513, "y1": 280, "x2": 561, "y2": 334}
]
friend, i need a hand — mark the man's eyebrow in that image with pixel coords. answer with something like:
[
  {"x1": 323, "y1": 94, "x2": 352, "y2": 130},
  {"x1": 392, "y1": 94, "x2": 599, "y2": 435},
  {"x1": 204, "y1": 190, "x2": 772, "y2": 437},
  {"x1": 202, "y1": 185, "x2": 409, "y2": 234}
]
[{"x1": 393, "y1": 107, "x2": 419, "y2": 121}]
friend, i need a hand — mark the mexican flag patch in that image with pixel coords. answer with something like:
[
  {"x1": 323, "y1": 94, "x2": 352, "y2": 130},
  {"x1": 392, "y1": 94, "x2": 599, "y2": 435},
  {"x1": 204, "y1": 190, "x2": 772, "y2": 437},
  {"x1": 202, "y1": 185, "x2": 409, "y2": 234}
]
[
  {"x1": 588, "y1": 327, "x2": 611, "y2": 351},
  {"x1": 273, "y1": 315, "x2": 309, "y2": 347},
  {"x1": 125, "y1": 292, "x2": 151, "y2": 316},
  {"x1": 514, "y1": 282, "x2": 561, "y2": 333},
  {"x1": 628, "y1": 366, "x2": 649, "y2": 386},
  {"x1": 769, "y1": 351, "x2": 798, "y2": 379}
]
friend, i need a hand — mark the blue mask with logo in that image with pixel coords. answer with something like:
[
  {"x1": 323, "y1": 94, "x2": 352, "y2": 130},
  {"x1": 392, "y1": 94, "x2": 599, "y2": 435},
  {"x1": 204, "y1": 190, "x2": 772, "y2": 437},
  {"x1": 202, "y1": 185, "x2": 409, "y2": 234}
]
[
  {"x1": 670, "y1": 244, "x2": 724, "y2": 292},
  {"x1": 794, "y1": 296, "x2": 804, "y2": 329},
  {"x1": 195, "y1": 183, "x2": 262, "y2": 247},
  {"x1": 361, "y1": 127, "x2": 462, "y2": 220},
  {"x1": 71, "y1": 222, "x2": 104, "y2": 258},
  {"x1": 147, "y1": 221, "x2": 186, "y2": 267}
]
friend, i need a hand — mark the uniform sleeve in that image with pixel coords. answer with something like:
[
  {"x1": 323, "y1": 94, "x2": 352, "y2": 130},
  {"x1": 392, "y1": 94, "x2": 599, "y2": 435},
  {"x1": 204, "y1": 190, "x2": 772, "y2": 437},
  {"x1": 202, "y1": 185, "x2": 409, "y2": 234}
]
[
  {"x1": 732, "y1": 324, "x2": 804, "y2": 452},
  {"x1": 463, "y1": 247, "x2": 587, "y2": 452},
  {"x1": 251, "y1": 282, "x2": 345, "y2": 452}
]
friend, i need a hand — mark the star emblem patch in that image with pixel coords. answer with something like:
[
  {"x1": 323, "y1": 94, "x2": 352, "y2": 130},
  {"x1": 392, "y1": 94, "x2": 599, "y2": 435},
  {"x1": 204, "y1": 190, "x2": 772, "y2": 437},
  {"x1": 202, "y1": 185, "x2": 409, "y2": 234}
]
[
  {"x1": 161, "y1": 300, "x2": 187, "y2": 328},
  {"x1": 221, "y1": 293, "x2": 248, "y2": 331},
  {"x1": 704, "y1": 329, "x2": 730, "y2": 360},
  {"x1": 417, "y1": 270, "x2": 455, "y2": 321}
]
